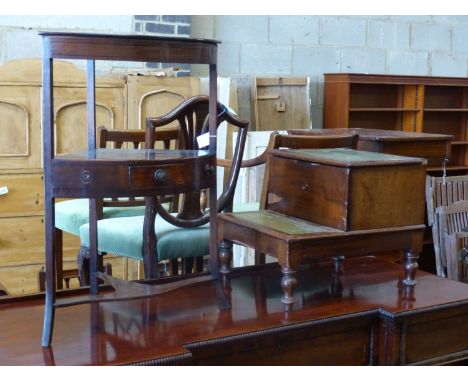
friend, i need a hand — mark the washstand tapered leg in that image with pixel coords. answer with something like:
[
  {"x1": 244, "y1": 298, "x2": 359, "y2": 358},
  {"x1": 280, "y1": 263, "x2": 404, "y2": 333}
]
[
  {"x1": 42, "y1": 200, "x2": 56, "y2": 347},
  {"x1": 402, "y1": 250, "x2": 419, "y2": 287},
  {"x1": 281, "y1": 266, "x2": 297, "y2": 311}
]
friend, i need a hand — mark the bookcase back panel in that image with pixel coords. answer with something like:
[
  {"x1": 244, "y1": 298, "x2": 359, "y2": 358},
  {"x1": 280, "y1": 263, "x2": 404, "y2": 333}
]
[
  {"x1": 423, "y1": 113, "x2": 466, "y2": 141},
  {"x1": 424, "y1": 86, "x2": 466, "y2": 109},
  {"x1": 349, "y1": 111, "x2": 400, "y2": 130},
  {"x1": 350, "y1": 84, "x2": 402, "y2": 108}
]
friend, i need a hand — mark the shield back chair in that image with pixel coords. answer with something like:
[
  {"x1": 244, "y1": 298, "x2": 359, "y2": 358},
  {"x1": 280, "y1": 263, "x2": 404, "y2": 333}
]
[
  {"x1": 437, "y1": 200, "x2": 468, "y2": 282},
  {"x1": 217, "y1": 130, "x2": 359, "y2": 267},
  {"x1": 46, "y1": 126, "x2": 180, "y2": 290},
  {"x1": 425, "y1": 175, "x2": 468, "y2": 277},
  {"x1": 79, "y1": 96, "x2": 249, "y2": 280}
]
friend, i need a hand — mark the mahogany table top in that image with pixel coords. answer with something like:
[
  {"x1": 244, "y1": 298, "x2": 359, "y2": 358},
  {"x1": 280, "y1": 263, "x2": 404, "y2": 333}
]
[
  {"x1": 1, "y1": 257, "x2": 467, "y2": 365},
  {"x1": 54, "y1": 148, "x2": 212, "y2": 163}
]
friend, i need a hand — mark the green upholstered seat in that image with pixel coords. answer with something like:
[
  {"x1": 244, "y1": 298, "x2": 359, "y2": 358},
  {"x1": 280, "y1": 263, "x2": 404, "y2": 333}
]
[
  {"x1": 55, "y1": 199, "x2": 146, "y2": 236},
  {"x1": 79, "y1": 202, "x2": 260, "y2": 261},
  {"x1": 80, "y1": 215, "x2": 210, "y2": 261}
]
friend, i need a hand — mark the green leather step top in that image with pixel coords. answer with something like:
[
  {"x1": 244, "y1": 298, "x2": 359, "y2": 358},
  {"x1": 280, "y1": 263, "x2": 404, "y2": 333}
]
[{"x1": 230, "y1": 211, "x2": 339, "y2": 235}]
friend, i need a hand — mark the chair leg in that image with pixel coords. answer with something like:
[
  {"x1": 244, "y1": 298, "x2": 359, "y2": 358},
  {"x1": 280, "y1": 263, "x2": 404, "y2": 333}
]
[
  {"x1": 196, "y1": 256, "x2": 204, "y2": 272},
  {"x1": 77, "y1": 246, "x2": 106, "y2": 286},
  {"x1": 104, "y1": 263, "x2": 112, "y2": 276},
  {"x1": 183, "y1": 257, "x2": 195, "y2": 274},
  {"x1": 255, "y1": 251, "x2": 266, "y2": 265},
  {"x1": 38, "y1": 267, "x2": 46, "y2": 292},
  {"x1": 77, "y1": 246, "x2": 90, "y2": 287},
  {"x1": 171, "y1": 259, "x2": 179, "y2": 275}
]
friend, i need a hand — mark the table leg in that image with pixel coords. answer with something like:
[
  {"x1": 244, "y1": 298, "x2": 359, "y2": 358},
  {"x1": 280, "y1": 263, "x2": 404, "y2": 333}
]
[{"x1": 281, "y1": 265, "x2": 297, "y2": 311}]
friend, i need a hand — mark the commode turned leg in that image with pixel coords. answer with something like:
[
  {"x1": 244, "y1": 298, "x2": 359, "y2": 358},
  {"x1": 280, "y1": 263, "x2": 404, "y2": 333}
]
[
  {"x1": 219, "y1": 239, "x2": 233, "y2": 276},
  {"x1": 281, "y1": 266, "x2": 298, "y2": 311},
  {"x1": 402, "y1": 250, "x2": 419, "y2": 287}
]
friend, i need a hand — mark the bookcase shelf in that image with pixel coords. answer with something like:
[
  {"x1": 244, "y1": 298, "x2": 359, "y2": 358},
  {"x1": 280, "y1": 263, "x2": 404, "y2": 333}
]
[
  {"x1": 424, "y1": 109, "x2": 468, "y2": 112},
  {"x1": 324, "y1": 73, "x2": 468, "y2": 172},
  {"x1": 349, "y1": 108, "x2": 420, "y2": 112}
]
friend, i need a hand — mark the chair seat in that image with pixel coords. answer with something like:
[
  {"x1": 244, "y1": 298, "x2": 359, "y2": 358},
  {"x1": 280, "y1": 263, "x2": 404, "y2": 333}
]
[
  {"x1": 79, "y1": 202, "x2": 260, "y2": 261},
  {"x1": 55, "y1": 199, "x2": 146, "y2": 235},
  {"x1": 80, "y1": 214, "x2": 209, "y2": 261}
]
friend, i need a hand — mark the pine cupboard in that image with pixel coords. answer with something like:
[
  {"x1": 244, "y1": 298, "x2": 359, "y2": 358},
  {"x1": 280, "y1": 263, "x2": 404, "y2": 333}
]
[{"x1": 0, "y1": 59, "x2": 200, "y2": 294}]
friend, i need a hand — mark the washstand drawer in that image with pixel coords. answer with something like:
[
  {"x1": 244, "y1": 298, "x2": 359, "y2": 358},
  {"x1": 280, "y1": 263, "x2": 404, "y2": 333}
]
[{"x1": 128, "y1": 162, "x2": 214, "y2": 192}]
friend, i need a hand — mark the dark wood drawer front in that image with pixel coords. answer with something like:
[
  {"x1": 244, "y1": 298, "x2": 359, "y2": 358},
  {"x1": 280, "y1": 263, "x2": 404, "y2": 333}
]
[
  {"x1": 129, "y1": 163, "x2": 187, "y2": 189},
  {"x1": 51, "y1": 154, "x2": 216, "y2": 198},
  {"x1": 129, "y1": 161, "x2": 213, "y2": 192}
]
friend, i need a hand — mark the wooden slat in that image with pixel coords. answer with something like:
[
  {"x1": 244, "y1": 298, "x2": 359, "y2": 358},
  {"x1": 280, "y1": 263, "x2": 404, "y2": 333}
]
[
  {"x1": 0, "y1": 257, "x2": 126, "y2": 296},
  {"x1": 0, "y1": 173, "x2": 43, "y2": 217}
]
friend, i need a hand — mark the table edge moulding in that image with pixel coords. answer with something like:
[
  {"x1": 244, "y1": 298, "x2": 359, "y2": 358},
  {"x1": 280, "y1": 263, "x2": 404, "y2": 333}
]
[{"x1": 40, "y1": 32, "x2": 220, "y2": 347}]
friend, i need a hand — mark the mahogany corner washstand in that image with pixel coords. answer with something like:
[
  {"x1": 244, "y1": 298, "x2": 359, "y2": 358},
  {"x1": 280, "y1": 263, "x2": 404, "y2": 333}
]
[
  {"x1": 40, "y1": 32, "x2": 220, "y2": 347},
  {"x1": 218, "y1": 148, "x2": 427, "y2": 309}
]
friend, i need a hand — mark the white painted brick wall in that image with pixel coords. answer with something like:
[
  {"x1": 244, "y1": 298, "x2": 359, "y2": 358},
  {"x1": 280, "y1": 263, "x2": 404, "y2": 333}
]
[
  {"x1": 292, "y1": 46, "x2": 340, "y2": 76},
  {"x1": 320, "y1": 17, "x2": 367, "y2": 47},
  {"x1": 2, "y1": 30, "x2": 42, "y2": 61},
  {"x1": 241, "y1": 44, "x2": 291, "y2": 75},
  {"x1": 218, "y1": 42, "x2": 241, "y2": 76},
  {"x1": 269, "y1": 16, "x2": 319, "y2": 45},
  {"x1": 431, "y1": 52, "x2": 468, "y2": 76},
  {"x1": 388, "y1": 51, "x2": 429, "y2": 75},
  {"x1": 390, "y1": 16, "x2": 433, "y2": 23},
  {"x1": 192, "y1": 15, "x2": 468, "y2": 128},
  {"x1": 0, "y1": 15, "x2": 191, "y2": 75},
  {"x1": 0, "y1": 16, "x2": 133, "y2": 31},
  {"x1": 367, "y1": 21, "x2": 410, "y2": 50},
  {"x1": 341, "y1": 48, "x2": 386, "y2": 74},
  {"x1": 0, "y1": 16, "x2": 136, "y2": 73},
  {"x1": 452, "y1": 24, "x2": 468, "y2": 53},
  {"x1": 2, "y1": 16, "x2": 468, "y2": 128},
  {"x1": 216, "y1": 16, "x2": 269, "y2": 44},
  {"x1": 411, "y1": 23, "x2": 452, "y2": 51}
]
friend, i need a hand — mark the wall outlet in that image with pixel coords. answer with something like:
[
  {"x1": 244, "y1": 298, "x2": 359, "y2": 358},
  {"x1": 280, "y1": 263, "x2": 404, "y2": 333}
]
[{"x1": 0, "y1": 186, "x2": 8, "y2": 196}]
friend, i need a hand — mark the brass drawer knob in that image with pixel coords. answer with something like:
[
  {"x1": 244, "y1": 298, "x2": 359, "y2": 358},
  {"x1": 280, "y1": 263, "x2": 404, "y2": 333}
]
[
  {"x1": 204, "y1": 163, "x2": 215, "y2": 175},
  {"x1": 154, "y1": 169, "x2": 167, "y2": 182}
]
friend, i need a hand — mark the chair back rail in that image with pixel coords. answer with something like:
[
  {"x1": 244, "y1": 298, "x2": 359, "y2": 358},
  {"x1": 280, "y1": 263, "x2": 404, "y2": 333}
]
[
  {"x1": 145, "y1": 96, "x2": 249, "y2": 229},
  {"x1": 426, "y1": 175, "x2": 468, "y2": 276},
  {"x1": 437, "y1": 201, "x2": 468, "y2": 281},
  {"x1": 98, "y1": 126, "x2": 180, "y2": 210}
]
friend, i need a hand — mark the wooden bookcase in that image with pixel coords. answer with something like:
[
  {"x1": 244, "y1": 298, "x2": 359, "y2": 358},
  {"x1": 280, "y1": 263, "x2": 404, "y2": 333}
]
[{"x1": 323, "y1": 73, "x2": 468, "y2": 174}]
